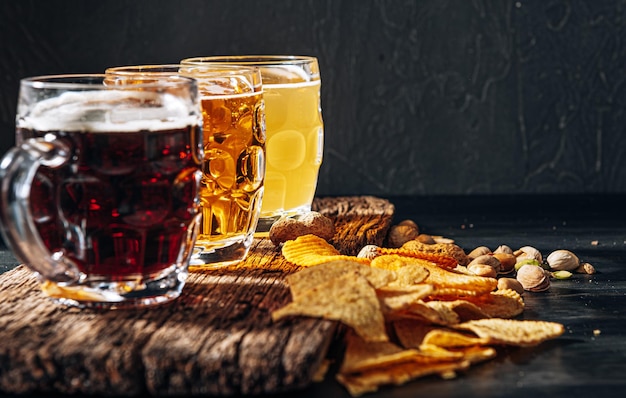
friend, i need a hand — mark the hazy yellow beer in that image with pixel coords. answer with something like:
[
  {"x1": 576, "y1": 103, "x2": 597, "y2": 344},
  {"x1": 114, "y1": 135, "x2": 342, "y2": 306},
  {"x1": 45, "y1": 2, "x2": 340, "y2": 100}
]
[
  {"x1": 181, "y1": 56, "x2": 323, "y2": 232},
  {"x1": 106, "y1": 64, "x2": 266, "y2": 267}
]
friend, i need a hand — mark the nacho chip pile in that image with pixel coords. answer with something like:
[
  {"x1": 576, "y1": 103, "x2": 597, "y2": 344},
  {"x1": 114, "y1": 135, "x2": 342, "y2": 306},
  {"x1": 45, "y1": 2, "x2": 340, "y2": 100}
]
[{"x1": 272, "y1": 234, "x2": 565, "y2": 396}]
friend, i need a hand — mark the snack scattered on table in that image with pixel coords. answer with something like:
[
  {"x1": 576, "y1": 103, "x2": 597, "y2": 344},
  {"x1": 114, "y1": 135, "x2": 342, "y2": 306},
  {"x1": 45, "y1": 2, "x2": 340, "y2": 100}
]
[
  {"x1": 281, "y1": 234, "x2": 370, "y2": 267},
  {"x1": 269, "y1": 211, "x2": 335, "y2": 245},
  {"x1": 272, "y1": 229, "x2": 572, "y2": 396},
  {"x1": 271, "y1": 263, "x2": 388, "y2": 343}
]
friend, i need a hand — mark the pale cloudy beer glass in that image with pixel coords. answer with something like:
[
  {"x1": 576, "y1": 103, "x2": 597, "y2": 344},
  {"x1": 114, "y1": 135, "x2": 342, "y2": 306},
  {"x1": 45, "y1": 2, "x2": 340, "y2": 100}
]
[
  {"x1": 0, "y1": 74, "x2": 203, "y2": 309},
  {"x1": 181, "y1": 56, "x2": 323, "y2": 233},
  {"x1": 106, "y1": 64, "x2": 266, "y2": 268}
]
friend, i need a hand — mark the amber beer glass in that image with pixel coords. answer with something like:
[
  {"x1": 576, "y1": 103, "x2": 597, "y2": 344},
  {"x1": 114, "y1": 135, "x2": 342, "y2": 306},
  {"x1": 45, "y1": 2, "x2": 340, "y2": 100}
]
[
  {"x1": 181, "y1": 56, "x2": 323, "y2": 233},
  {"x1": 0, "y1": 74, "x2": 203, "y2": 309},
  {"x1": 106, "y1": 64, "x2": 266, "y2": 267}
]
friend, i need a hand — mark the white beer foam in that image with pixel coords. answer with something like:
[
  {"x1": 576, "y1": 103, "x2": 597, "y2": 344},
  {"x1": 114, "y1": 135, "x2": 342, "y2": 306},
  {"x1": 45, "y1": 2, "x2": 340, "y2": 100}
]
[
  {"x1": 263, "y1": 79, "x2": 321, "y2": 90},
  {"x1": 22, "y1": 90, "x2": 198, "y2": 132},
  {"x1": 261, "y1": 65, "x2": 314, "y2": 82}
]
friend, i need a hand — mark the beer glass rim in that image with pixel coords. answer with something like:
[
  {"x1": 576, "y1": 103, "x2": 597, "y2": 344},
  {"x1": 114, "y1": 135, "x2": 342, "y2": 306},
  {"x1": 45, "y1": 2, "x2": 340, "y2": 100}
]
[
  {"x1": 21, "y1": 73, "x2": 197, "y2": 90},
  {"x1": 106, "y1": 63, "x2": 262, "y2": 78},
  {"x1": 181, "y1": 55, "x2": 318, "y2": 67}
]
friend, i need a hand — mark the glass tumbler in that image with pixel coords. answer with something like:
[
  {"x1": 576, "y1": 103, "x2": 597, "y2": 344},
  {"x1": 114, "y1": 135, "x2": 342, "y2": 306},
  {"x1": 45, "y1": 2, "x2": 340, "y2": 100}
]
[
  {"x1": 181, "y1": 56, "x2": 323, "y2": 233},
  {"x1": 0, "y1": 74, "x2": 204, "y2": 309}
]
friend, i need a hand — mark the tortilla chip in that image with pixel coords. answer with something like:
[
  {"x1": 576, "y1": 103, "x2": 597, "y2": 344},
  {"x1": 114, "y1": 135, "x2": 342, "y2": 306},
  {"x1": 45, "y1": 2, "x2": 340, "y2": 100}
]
[
  {"x1": 393, "y1": 319, "x2": 490, "y2": 349},
  {"x1": 387, "y1": 263, "x2": 430, "y2": 286},
  {"x1": 340, "y1": 332, "x2": 422, "y2": 374},
  {"x1": 336, "y1": 358, "x2": 470, "y2": 397},
  {"x1": 384, "y1": 300, "x2": 460, "y2": 326},
  {"x1": 272, "y1": 273, "x2": 388, "y2": 342},
  {"x1": 446, "y1": 345, "x2": 497, "y2": 364},
  {"x1": 392, "y1": 319, "x2": 437, "y2": 348},
  {"x1": 464, "y1": 289, "x2": 525, "y2": 319},
  {"x1": 376, "y1": 285, "x2": 434, "y2": 311},
  {"x1": 431, "y1": 299, "x2": 490, "y2": 322},
  {"x1": 371, "y1": 255, "x2": 497, "y2": 296},
  {"x1": 454, "y1": 318, "x2": 565, "y2": 346},
  {"x1": 286, "y1": 260, "x2": 396, "y2": 300},
  {"x1": 337, "y1": 331, "x2": 473, "y2": 396},
  {"x1": 423, "y1": 329, "x2": 491, "y2": 348}
]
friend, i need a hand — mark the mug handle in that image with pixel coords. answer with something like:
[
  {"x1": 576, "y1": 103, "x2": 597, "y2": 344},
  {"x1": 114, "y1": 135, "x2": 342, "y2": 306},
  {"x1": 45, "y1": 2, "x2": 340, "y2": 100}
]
[{"x1": 0, "y1": 138, "x2": 81, "y2": 283}]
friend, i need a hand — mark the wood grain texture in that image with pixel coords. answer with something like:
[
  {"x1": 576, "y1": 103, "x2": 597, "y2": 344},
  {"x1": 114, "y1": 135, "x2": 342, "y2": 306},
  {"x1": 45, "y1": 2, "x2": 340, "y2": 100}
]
[{"x1": 0, "y1": 196, "x2": 394, "y2": 396}]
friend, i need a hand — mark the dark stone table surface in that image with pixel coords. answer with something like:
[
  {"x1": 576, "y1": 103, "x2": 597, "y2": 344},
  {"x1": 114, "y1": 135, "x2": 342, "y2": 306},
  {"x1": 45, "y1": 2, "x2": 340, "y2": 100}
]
[{"x1": 1, "y1": 194, "x2": 625, "y2": 398}]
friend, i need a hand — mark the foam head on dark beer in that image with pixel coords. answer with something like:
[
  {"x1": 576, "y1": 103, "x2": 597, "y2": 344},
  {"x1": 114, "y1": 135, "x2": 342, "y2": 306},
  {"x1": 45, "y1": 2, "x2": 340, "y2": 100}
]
[{"x1": 23, "y1": 91, "x2": 197, "y2": 132}]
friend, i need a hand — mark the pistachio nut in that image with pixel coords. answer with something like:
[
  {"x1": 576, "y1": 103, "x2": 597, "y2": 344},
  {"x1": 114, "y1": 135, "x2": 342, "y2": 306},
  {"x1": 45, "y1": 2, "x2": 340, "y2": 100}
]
[
  {"x1": 494, "y1": 244, "x2": 513, "y2": 255},
  {"x1": 514, "y1": 258, "x2": 542, "y2": 272},
  {"x1": 467, "y1": 263, "x2": 497, "y2": 278},
  {"x1": 357, "y1": 244, "x2": 380, "y2": 260},
  {"x1": 492, "y1": 252, "x2": 517, "y2": 274},
  {"x1": 516, "y1": 263, "x2": 550, "y2": 292},
  {"x1": 551, "y1": 270, "x2": 573, "y2": 279},
  {"x1": 576, "y1": 262, "x2": 596, "y2": 275},
  {"x1": 388, "y1": 224, "x2": 419, "y2": 248},
  {"x1": 467, "y1": 246, "x2": 492, "y2": 261},
  {"x1": 515, "y1": 245, "x2": 543, "y2": 263},
  {"x1": 468, "y1": 254, "x2": 501, "y2": 273},
  {"x1": 546, "y1": 249, "x2": 580, "y2": 271},
  {"x1": 497, "y1": 277, "x2": 525, "y2": 295}
]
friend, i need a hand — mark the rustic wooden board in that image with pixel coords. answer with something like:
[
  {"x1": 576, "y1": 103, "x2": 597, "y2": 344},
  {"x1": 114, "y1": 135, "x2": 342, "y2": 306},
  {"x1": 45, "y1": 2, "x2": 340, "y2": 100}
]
[{"x1": 0, "y1": 196, "x2": 394, "y2": 396}]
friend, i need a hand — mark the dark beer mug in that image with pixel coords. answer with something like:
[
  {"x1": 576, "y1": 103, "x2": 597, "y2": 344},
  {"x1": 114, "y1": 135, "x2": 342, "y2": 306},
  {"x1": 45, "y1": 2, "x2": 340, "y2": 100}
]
[{"x1": 0, "y1": 74, "x2": 204, "y2": 309}]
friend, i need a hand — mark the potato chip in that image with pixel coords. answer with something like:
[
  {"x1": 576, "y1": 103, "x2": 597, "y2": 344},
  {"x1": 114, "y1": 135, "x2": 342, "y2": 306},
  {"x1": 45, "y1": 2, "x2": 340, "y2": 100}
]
[
  {"x1": 272, "y1": 273, "x2": 388, "y2": 342},
  {"x1": 282, "y1": 234, "x2": 370, "y2": 267},
  {"x1": 377, "y1": 247, "x2": 459, "y2": 269},
  {"x1": 454, "y1": 318, "x2": 565, "y2": 346},
  {"x1": 399, "y1": 239, "x2": 469, "y2": 266}
]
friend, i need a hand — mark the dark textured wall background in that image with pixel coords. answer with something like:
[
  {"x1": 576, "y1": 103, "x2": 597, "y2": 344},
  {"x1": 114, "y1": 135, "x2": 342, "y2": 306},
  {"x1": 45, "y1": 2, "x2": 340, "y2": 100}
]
[{"x1": 1, "y1": 0, "x2": 625, "y2": 196}]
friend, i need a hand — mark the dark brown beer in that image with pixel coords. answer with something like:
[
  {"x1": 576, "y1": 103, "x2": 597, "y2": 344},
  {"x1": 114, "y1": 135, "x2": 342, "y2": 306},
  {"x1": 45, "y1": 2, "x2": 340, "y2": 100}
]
[{"x1": 20, "y1": 125, "x2": 202, "y2": 280}]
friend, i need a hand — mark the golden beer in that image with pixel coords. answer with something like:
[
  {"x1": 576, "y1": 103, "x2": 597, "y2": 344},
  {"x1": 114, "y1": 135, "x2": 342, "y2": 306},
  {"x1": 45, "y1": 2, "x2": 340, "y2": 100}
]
[
  {"x1": 196, "y1": 90, "x2": 265, "y2": 261},
  {"x1": 262, "y1": 79, "x2": 323, "y2": 223},
  {"x1": 181, "y1": 56, "x2": 323, "y2": 232}
]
